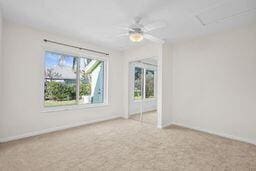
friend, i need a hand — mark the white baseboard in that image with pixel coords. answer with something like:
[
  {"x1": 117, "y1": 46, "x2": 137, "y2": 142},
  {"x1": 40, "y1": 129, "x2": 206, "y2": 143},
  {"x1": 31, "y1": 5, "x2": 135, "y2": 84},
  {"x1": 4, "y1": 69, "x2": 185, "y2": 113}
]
[
  {"x1": 172, "y1": 122, "x2": 256, "y2": 145},
  {"x1": 129, "y1": 109, "x2": 157, "y2": 116},
  {"x1": 158, "y1": 120, "x2": 172, "y2": 129},
  {"x1": 0, "y1": 114, "x2": 121, "y2": 143}
]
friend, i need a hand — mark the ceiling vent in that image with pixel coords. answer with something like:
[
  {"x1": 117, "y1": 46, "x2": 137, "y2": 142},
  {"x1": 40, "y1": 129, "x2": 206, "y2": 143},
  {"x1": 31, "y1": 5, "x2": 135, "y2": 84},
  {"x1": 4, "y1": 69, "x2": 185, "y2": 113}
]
[{"x1": 195, "y1": 0, "x2": 256, "y2": 26}]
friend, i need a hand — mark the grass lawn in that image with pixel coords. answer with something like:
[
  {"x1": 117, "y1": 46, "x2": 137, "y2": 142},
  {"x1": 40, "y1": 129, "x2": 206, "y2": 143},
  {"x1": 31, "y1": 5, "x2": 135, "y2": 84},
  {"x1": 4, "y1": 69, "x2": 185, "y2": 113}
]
[
  {"x1": 134, "y1": 96, "x2": 142, "y2": 100},
  {"x1": 44, "y1": 100, "x2": 77, "y2": 107}
]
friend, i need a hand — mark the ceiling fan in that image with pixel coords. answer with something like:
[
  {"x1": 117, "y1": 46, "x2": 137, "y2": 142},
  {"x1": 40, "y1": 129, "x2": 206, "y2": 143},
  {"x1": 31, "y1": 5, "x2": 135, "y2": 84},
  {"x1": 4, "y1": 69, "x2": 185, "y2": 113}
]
[{"x1": 117, "y1": 17, "x2": 166, "y2": 44}]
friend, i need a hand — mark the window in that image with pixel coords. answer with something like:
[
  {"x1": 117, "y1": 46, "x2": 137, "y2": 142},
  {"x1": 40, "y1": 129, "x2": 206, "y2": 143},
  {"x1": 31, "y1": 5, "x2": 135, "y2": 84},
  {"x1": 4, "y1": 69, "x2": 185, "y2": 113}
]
[
  {"x1": 44, "y1": 51, "x2": 106, "y2": 108},
  {"x1": 134, "y1": 67, "x2": 155, "y2": 100},
  {"x1": 145, "y1": 70, "x2": 154, "y2": 98},
  {"x1": 134, "y1": 67, "x2": 143, "y2": 100}
]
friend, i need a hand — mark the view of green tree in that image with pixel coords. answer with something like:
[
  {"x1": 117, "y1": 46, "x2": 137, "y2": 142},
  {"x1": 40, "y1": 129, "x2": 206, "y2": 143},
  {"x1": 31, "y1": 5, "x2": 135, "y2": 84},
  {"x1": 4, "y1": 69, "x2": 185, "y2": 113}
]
[
  {"x1": 145, "y1": 70, "x2": 154, "y2": 98},
  {"x1": 45, "y1": 81, "x2": 91, "y2": 101},
  {"x1": 79, "y1": 83, "x2": 91, "y2": 96},
  {"x1": 134, "y1": 67, "x2": 143, "y2": 100},
  {"x1": 44, "y1": 81, "x2": 76, "y2": 101},
  {"x1": 133, "y1": 67, "x2": 154, "y2": 100}
]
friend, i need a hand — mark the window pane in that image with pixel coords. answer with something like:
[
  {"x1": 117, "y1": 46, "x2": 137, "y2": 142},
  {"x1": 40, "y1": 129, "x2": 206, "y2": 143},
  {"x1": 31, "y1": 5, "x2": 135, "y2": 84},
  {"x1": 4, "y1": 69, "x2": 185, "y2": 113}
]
[
  {"x1": 44, "y1": 51, "x2": 77, "y2": 107},
  {"x1": 145, "y1": 70, "x2": 154, "y2": 98},
  {"x1": 134, "y1": 67, "x2": 143, "y2": 100},
  {"x1": 79, "y1": 58, "x2": 104, "y2": 104}
]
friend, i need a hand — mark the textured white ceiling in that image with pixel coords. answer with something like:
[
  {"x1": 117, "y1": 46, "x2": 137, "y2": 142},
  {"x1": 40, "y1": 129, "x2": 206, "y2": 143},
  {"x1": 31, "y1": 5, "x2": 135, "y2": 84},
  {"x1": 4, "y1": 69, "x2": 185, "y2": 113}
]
[{"x1": 0, "y1": 0, "x2": 255, "y2": 50}]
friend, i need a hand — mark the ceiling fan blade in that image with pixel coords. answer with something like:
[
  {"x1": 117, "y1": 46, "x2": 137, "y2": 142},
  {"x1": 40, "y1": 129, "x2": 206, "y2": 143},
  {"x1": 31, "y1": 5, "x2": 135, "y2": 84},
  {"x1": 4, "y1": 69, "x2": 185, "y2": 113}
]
[
  {"x1": 143, "y1": 21, "x2": 166, "y2": 32},
  {"x1": 116, "y1": 33, "x2": 129, "y2": 37},
  {"x1": 104, "y1": 33, "x2": 128, "y2": 41},
  {"x1": 144, "y1": 34, "x2": 165, "y2": 44},
  {"x1": 115, "y1": 26, "x2": 134, "y2": 32}
]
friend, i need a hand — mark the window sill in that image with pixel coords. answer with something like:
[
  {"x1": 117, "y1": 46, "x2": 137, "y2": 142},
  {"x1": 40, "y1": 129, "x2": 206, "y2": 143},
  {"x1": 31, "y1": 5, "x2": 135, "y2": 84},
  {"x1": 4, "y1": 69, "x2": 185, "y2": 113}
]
[
  {"x1": 134, "y1": 98, "x2": 156, "y2": 102},
  {"x1": 41, "y1": 103, "x2": 109, "y2": 113}
]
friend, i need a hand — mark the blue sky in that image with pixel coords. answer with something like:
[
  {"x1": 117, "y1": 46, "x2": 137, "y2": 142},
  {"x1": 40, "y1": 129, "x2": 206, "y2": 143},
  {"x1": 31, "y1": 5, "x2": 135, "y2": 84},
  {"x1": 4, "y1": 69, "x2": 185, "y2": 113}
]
[{"x1": 45, "y1": 51, "x2": 75, "y2": 68}]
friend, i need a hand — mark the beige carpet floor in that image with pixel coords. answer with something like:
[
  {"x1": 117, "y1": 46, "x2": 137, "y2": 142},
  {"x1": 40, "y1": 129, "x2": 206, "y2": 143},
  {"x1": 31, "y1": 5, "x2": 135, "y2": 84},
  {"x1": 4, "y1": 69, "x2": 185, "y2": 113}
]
[
  {"x1": 0, "y1": 118, "x2": 256, "y2": 171},
  {"x1": 129, "y1": 110, "x2": 157, "y2": 125}
]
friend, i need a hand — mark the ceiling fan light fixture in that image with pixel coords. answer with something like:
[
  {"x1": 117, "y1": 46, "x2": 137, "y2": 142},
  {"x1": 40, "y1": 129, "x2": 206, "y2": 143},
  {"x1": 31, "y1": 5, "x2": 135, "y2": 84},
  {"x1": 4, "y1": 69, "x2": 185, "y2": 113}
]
[{"x1": 129, "y1": 32, "x2": 143, "y2": 42}]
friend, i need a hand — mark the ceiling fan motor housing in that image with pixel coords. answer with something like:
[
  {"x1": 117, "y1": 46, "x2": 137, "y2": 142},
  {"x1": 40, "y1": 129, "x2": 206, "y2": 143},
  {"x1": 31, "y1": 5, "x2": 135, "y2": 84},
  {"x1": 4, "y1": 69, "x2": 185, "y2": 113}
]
[
  {"x1": 129, "y1": 27, "x2": 143, "y2": 35},
  {"x1": 129, "y1": 27, "x2": 144, "y2": 42}
]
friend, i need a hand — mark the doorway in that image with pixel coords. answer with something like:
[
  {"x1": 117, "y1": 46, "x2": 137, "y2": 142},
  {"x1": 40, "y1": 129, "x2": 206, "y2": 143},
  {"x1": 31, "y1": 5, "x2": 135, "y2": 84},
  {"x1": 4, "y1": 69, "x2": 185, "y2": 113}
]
[{"x1": 128, "y1": 58, "x2": 158, "y2": 126}]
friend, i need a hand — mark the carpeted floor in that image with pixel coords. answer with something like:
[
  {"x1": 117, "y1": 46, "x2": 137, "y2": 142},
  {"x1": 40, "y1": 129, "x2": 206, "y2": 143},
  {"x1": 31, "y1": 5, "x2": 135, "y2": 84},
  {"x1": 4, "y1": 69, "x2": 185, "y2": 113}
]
[{"x1": 0, "y1": 118, "x2": 256, "y2": 170}]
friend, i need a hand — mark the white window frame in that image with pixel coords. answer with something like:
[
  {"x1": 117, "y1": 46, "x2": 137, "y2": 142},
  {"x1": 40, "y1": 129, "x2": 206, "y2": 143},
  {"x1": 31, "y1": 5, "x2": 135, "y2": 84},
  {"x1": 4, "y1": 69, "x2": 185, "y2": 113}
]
[{"x1": 41, "y1": 46, "x2": 109, "y2": 112}]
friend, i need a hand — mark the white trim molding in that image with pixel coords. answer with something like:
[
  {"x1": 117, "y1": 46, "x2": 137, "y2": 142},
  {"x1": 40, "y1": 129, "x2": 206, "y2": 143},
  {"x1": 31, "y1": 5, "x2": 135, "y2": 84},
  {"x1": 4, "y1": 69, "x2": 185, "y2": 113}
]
[
  {"x1": 0, "y1": 115, "x2": 121, "y2": 143},
  {"x1": 172, "y1": 122, "x2": 256, "y2": 146},
  {"x1": 157, "y1": 120, "x2": 172, "y2": 129}
]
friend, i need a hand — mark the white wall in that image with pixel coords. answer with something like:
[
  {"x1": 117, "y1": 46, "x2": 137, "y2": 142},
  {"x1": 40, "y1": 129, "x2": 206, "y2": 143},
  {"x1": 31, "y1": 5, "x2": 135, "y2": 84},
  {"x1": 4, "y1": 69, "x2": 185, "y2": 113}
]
[
  {"x1": 0, "y1": 21, "x2": 124, "y2": 142},
  {"x1": 172, "y1": 24, "x2": 256, "y2": 144},
  {"x1": 159, "y1": 43, "x2": 173, "y2": 127},
  {"x1": 128, "y1": 62, "x2": 157, "y2": 114},
  {"x1": 0, "y1": 8, "x2": 2, "y2": 131}
]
